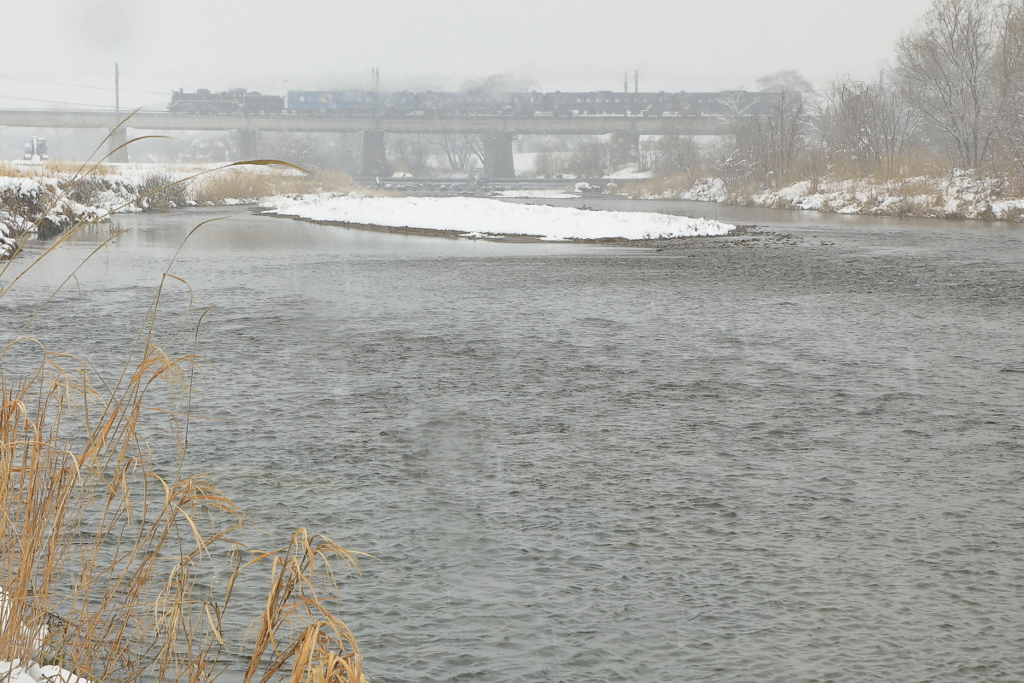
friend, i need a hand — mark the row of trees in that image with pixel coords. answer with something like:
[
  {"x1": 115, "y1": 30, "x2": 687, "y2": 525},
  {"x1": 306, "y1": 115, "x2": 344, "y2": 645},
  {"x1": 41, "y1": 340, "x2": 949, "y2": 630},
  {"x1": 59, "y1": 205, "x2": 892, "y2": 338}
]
[
  {"x1": 717, "y1": 0, "x2": 1024, "y2": 188},
  {"x1": 161, "y1": 0, "x2": 1024, "y2": 186}
]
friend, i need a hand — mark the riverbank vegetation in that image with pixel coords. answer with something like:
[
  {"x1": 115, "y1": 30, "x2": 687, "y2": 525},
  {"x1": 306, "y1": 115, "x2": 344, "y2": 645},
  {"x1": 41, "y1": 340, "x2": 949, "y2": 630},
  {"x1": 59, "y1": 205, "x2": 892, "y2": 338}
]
[
  {"x1": 0, "y1": 163, "x2": 355, "y2": 258},
  {"x1": 621, "y1": 0, "x2": 1024, "y2": 221},
  {"x1": 1, "y1": 164, "x2": 369, "y2": 683}
]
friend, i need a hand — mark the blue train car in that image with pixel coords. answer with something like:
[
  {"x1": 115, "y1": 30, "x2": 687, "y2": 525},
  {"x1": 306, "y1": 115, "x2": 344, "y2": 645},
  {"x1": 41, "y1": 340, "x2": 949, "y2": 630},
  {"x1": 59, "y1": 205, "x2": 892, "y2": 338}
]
[{"x1": 286, "y1": 91, "x2": 377, "y2": 112}]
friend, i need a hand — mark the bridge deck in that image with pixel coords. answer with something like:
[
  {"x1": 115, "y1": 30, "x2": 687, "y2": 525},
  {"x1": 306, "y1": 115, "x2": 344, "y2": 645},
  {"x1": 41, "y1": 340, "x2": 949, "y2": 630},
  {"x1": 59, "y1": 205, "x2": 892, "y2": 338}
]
[{"x1": 0, "y1": 109, "x2": 730, "y2": 135}]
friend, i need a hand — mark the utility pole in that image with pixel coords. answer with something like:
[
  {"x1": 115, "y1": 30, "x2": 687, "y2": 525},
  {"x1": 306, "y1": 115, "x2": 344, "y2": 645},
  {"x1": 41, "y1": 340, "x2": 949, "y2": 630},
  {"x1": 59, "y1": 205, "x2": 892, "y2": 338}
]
[
  {"x1": 634, "y1": 69, "x2": 639, "y2": 94},
  {"x1": 624, "y1": 71, "x2": 628, "y2": 94},
  {"x1": 115, "y1": 63, "x2": 120, "y2": 117}
]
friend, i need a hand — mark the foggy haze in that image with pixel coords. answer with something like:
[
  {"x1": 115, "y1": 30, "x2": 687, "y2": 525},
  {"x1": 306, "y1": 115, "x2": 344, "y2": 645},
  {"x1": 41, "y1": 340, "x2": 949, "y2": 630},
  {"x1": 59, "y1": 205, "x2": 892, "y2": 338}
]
[{"x1": 2, "y1": 0, "x2": 934, "y2": 109}]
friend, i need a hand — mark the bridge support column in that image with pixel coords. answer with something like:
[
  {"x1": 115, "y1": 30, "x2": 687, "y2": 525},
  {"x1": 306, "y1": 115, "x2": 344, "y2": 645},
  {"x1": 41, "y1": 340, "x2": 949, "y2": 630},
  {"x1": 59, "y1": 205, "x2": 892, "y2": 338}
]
[
  {"x1": 233, "y1": 129, "x2": 260, "y2": 160},
  {"x1": 482, "y1": 133, "x2": 515, "y2": 179},
  {"x1": 361, "y1": 130, "x2": 389, "y2": 177},
  {"x1": 611, "y1": 132, "x2": 640, "y2": 167},
  {"x1": 108, "y1": 127, "x2": 129, "y2": 163}
]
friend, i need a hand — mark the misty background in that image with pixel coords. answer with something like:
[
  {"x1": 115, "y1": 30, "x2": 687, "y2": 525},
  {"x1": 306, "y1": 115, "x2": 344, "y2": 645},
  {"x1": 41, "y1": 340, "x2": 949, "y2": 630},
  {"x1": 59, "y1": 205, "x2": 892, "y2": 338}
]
[{"x1": 2, "y1": 0, "x2": 933, "y2": 110}]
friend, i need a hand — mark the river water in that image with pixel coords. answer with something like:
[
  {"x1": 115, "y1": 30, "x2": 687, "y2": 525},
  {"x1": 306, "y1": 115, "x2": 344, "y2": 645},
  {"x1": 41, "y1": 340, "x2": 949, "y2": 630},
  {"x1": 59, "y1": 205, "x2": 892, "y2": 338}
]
[{"x1": 3, "y1": 201, "x2": 1024, "y2": 682}]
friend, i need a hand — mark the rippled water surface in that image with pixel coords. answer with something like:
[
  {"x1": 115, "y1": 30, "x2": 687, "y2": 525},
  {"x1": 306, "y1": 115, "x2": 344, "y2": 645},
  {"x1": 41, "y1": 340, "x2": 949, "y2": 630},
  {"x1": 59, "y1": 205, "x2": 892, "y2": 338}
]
[{"x1": 4, "y1": 204, "x2": 1024, "y2": 682}]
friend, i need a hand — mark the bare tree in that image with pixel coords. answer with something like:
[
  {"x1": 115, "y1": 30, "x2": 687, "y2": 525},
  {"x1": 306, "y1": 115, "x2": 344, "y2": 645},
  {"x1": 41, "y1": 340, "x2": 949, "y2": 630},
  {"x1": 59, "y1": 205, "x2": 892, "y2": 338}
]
[
  {"x1": 725, "y1": 89, "x2": 806, "y2": 188},
  {"x1": 895, "y1": 0, "x2": 998, "y2": 167},
  {"x1": 257, "y1": 132, "x2": 360, "y2": 171},
  {"x1": 715, "y1": 91, "x2": 759, "y2": 116},
  {"x1": 819, "y1": 78, "x2": 921, "y2": 177},
  {"x1": 435, "y1": 133, "x2": 483, "y2": 174},
  {"x1": 532, "y1": 149, "x2": 558, "y2": 177},
  {"x1": 389, "y1": 134, "x2": 431, "y2": 175},
  {"x1": 564, "y1": 140, "x2": 609, "y2": 178},
  {"x1": 757, "y1": 70, "x2": 818, "y2": 101},
  {"x1": 991, "y1": 0, "x2": 1024, "y2": 173},
  {"x1": 641, "y1": 135, "x2": 704, "y2": 174}
]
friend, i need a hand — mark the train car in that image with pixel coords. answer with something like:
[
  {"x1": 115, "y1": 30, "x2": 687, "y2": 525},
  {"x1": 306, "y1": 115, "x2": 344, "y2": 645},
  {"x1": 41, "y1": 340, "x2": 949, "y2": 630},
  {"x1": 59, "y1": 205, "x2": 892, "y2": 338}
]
[
  {"x1": 242, "y1": 92, "x2": 284, "y2": 115},
  {"x1": 286, "y1": 90, "x2": 378, "y2": 114}
]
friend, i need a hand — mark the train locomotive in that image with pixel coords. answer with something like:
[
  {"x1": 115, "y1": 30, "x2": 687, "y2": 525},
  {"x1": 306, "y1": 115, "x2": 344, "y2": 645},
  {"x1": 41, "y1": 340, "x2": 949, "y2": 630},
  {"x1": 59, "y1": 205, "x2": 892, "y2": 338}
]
[{"x1": 169, "y1": 89, "x2": 284, "y2": 115}]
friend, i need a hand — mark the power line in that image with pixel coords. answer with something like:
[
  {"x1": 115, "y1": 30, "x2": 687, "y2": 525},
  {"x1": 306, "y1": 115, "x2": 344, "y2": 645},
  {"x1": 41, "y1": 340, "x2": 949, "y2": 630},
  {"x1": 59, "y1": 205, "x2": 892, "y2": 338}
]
[
  {"x1": 0, "y1": 94, "x2": 116, "y2": 108},
  {"x1": 0, "y1": 75, "x2": 167, "y2": 97},
  {"x1": 0, "y1": 67, "x2": 110, "y2": 75}
]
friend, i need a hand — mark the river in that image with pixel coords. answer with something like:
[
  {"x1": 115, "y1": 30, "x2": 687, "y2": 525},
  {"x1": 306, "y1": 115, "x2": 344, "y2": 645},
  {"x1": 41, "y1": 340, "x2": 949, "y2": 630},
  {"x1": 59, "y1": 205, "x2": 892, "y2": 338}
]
[{"x1": 3, "y1": 201, "x2": 1024, "y2": 682}]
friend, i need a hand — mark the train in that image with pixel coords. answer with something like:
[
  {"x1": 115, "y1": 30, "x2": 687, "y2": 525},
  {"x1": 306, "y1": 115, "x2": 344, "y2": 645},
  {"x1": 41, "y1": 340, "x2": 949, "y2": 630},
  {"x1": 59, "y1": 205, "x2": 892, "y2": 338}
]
[
  {"x1": 168, "y1": 89, "x2": 788, "y2": 118},
  {"x1": 286, "y1": 90, "x2": 784, "y2": 117},
  {"x1": 169, "y1": 89, "x2": 284, "y2": 115}
]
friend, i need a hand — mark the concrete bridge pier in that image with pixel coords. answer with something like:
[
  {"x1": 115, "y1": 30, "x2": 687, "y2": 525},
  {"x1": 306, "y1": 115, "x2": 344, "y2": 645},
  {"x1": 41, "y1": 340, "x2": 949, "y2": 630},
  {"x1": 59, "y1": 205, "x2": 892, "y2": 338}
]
[
  {"x1": 362, "y1": 130, "x2": 389, "y2": 177},
  {"x1": 482, "y1": 133, "x2": 515, "y2": 179},
  {"x1": 611, "y1": 131, "x2": 640, "y2": 167},
  {"x1": 107, "y1": 127, "x2": 129, "y2": 162},
  {"x1": 233, "y1": 129, "x2": 261, "y2": 160}
]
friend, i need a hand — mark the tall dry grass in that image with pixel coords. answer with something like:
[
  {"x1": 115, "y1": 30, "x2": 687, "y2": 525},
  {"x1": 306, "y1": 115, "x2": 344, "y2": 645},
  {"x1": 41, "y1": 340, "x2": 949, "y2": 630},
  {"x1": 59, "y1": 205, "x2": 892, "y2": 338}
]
[
  {"x1": 0, "y1": 162, "x2": 118, "y2": 179},
  {"x1": 1, "y1": 127, "x2": 369, "y2": 683},
  {"x1": 190, "y1": 169, "x2": 356, "y2": 205}
]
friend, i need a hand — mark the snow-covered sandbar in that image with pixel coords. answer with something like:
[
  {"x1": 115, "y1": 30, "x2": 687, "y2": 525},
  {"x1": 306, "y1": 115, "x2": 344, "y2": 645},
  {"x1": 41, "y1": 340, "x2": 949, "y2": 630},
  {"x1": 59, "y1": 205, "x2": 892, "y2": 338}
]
[{"x1": 262, "y1": 194, "x2": 734, "y2": 241}]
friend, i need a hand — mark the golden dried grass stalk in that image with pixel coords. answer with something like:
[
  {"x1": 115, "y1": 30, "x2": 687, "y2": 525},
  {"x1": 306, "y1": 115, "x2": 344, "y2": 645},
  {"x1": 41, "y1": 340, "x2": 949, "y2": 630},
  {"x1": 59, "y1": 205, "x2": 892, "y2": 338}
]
[{"x1": 1, "y1": 121, "x2": 369, "y2": 683}]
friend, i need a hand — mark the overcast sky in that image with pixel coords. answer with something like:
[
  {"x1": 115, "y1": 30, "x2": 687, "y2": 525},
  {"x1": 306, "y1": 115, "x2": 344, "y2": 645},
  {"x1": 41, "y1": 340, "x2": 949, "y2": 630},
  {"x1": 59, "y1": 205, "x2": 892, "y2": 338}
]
[{"x1": 0, "y1": 0, "x2": 936, "y2": 109}]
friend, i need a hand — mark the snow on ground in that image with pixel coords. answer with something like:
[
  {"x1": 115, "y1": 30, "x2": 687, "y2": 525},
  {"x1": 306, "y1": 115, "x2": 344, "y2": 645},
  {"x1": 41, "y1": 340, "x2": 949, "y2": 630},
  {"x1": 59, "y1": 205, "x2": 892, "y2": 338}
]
[
  {"x1": 744, "y1": 173, "x2": 1024, "y2": 220},
  {"x1": 493, "y1": 189, "x2": 579, "y2": 199},
  {"x1": 0, "y1": 162, "x2": 292, "y2": 257},
  {"x1": 606, "y1": 164, "x2": 653, "y2": 181},
  {"x1": 655, "y1": 172, "x2": 1024, "y2": 221},
  {"x1": 513, "y1": 152, "x2": 538, "y2": 175},
  {"x1": 0, "y1": 170, "x2": 168, "y2": 257},
  {"x1": 0, "y1": 222, "x2": 12, "y2": 253},
  {"x1": 263, "y1": 194, "x2": 734, "y2": 241},
  {"x1": 0, "y1": 175, "x2": 109, "y2": 257},
  {"x1": 0, "y1": 587, "x2": 96, "y2": 683},
  {"x1": 678, "y1": 177, "x2": 729, "y2": 202}
]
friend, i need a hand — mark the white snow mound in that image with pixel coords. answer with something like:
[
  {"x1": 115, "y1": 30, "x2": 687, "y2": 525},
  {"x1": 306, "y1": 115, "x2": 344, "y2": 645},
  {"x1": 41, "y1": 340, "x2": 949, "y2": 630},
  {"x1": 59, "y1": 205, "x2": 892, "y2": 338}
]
[{"x1": 263, "y1": 195, "x2": 733, "y2": 241}]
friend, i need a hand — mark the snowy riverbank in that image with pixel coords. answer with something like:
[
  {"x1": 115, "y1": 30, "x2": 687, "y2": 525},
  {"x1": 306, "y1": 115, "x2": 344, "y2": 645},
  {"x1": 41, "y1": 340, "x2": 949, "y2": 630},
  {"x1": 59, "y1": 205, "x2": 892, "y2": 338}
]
[
  {"x1": 262, "y1": 194, "x2": 734, "y2": 241},
  {"x1": 642, "y1": 171, "x2": 1024, "y2": 222},
  {"x1": 0, "y1": 167, "x2": 196, "y2": 258},
  {"x1": 0, "y1": 164, "x2": 354, "y2": 258}
]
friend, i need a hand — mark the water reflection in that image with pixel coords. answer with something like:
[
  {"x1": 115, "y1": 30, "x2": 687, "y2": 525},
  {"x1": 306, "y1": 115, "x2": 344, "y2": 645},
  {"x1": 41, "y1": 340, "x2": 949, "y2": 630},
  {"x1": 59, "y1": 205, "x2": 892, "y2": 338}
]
[{"x1": 67, "y1": 207, "x2": 613, "y2": 256}]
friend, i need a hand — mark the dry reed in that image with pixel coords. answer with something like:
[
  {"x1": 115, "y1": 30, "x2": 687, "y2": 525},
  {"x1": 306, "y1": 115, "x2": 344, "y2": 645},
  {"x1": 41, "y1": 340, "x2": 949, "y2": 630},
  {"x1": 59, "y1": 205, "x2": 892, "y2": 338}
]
[
  {"x1": 190, "y1": 169, "x2": 355, "y2": 205},
  {"x1": 1, "y1": 125, "x2": 369, "y2": 683}
]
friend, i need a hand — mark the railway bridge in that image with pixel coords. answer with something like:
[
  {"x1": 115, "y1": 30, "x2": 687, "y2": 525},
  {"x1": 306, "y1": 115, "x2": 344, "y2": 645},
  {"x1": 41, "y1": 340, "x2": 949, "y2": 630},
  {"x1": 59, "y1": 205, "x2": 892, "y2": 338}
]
[{"x1": 0, "y1": 108, "x2": 732, "y2": 178}]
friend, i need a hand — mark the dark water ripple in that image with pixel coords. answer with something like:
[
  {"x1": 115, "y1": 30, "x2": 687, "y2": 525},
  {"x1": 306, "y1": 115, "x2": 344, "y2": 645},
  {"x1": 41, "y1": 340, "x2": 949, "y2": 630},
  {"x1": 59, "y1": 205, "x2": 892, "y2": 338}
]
[{"x1": 3, "y1": 206, "x2": 1024, "y2": 682}]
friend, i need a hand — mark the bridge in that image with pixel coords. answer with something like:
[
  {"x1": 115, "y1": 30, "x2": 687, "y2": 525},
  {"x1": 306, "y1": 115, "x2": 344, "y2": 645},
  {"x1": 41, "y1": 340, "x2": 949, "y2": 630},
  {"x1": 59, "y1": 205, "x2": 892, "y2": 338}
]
[{"x1": 0, "y1": 108, "x2": 732, "y2": 178}]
